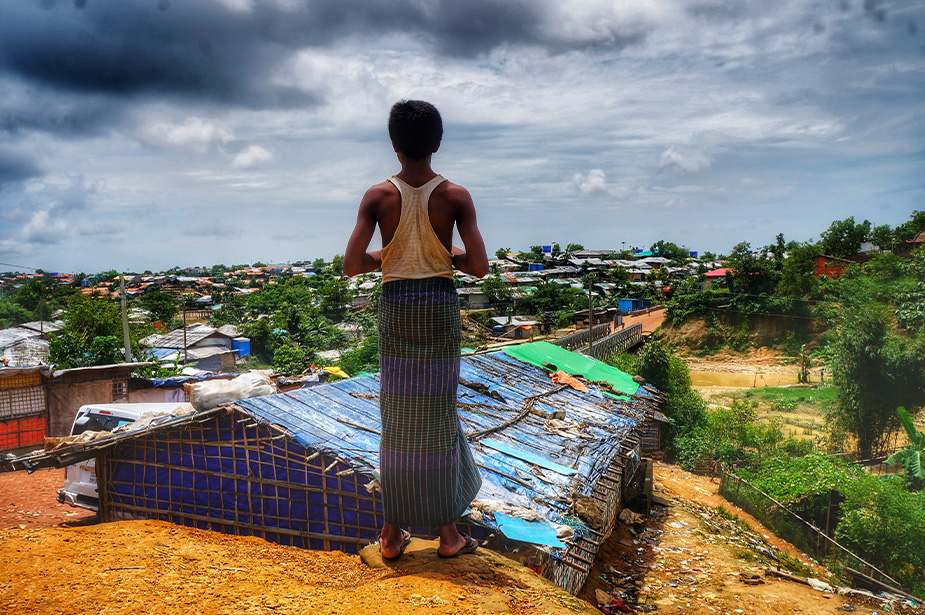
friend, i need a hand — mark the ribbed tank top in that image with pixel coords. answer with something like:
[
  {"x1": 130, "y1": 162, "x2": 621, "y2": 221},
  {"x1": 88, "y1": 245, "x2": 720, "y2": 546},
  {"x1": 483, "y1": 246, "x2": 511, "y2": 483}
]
[{"x1": 380, "y1": 174, "x2": 454, "y2": 283}]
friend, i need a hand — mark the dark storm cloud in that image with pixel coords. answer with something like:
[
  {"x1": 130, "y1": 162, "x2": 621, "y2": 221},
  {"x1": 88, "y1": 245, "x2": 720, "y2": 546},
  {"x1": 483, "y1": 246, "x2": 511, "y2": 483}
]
[
  {"x1": 0, "y1": 1, "x2": 646, "y2": 110},
  {"x1": 0, "y1": 150, "x2": 42, "y2": 188},
  {"x1": 0, "y1": 89, "x2": 122, "y2": 137}
]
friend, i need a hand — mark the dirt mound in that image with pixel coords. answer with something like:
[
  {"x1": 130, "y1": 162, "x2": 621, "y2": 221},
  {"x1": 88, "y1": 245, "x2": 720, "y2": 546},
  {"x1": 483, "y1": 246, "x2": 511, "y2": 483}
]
[
  {"x1": 2, "y1": 466, "x2": 918, "y2": 615},
  {"x1": 663, "y1": 313, "x2": 822, "y2": 356},
  {"x1": 0, "y1": 519, "x2": 596, "y2": 615}
]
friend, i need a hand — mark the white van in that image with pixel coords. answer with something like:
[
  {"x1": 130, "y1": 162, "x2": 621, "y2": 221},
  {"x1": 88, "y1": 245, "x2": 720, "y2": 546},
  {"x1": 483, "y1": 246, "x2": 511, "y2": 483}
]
[{"x1": 56, "y1": 403, "x2": 191, "y2": 512}]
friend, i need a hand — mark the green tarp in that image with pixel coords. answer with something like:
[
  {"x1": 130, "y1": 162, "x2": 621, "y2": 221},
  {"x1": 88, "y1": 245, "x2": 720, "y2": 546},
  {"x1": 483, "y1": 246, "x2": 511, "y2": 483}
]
[{"x1": 502, "y1": 341, "x2": 640, "y2": 398}]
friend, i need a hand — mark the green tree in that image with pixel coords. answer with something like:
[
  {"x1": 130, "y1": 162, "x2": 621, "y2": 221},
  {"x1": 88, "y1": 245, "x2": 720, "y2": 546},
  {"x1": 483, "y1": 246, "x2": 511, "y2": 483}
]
[
  {"x1": 724, "y1": 241, "x2": 778, "y2": 295},
  {"x1": 49, "y1": 333, "x2": 124, "y2": 369},
  {"x1": 526, "y1": 245, "x2": 546, "y2": 263},
  {"x1": 479, "y1": 276, "x2": 514, "y2": 311},
  {"x1": 13, "y1": 278, "x2": 54, "y2": 321},
  {"x1": 494, "y1": 247, "x2": 511, "y2": 259},
  {"x1": 564, "y1": 243, "x2": 584, "y2": 258},
  {"x1": 0, "y1": 301, "x2": 32, "y2": 327},
  {"x1": 649, "y1": 240, "x2": 689, "y2": 261},
  {"x1": 894, "y1": 210, "x2": 925, "y2": 242},
  {"x1": 139, "y1": 288, "x2": 179, "y2": 323},
  {"x1": 522, "y1": 282, "x2": 583, "y2": 315},
  {"x1": 632, "y1": 337, "x2": 707, "y2": 446},
  {"x1": 828, "y1": 308, "x2": 925, "y2": 458},
  {"x1": 330, "y1": 254, "x2": 344, "y2": 277},
  {"x1": 885, "y1": 407, "x2": 925, "y2": 486},
  {"x1": 319, "y1": 278, "x2": 352, "y2": 318},
  {"x1": 272, "y1": 341, "x2": 313, "y2": 376},
  {"x1": 819, "y1": 216, "x2": 871, "y2": 258},
  {"x1": 337, "y1": 334, "x2": 379, "y2": 376},
  {"x1": 870, "y1": 224, "x2": 894, "y2": 252},
  {"x1": 48, "y1": 294, "x2": 142, "y2": 368},
  {"x1": 777, "y1": 242, "x2": 821, "y2": 298}
]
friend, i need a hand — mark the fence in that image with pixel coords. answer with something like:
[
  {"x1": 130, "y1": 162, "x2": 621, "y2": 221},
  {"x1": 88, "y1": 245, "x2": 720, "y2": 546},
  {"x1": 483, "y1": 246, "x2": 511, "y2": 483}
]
[
  {"x1": 719, "y1": 470, "x2": 908, "y2": 593},
  {"x1": 572, "y1": 324, "x2": 643, "y2": 361},
  {"x1": 552, "y1": 322, "x2": 612, "y2": 352}
]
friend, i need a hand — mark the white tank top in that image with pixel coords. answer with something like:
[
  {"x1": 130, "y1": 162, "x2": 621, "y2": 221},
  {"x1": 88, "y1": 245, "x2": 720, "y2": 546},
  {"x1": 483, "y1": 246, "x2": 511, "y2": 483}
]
[{"x1": 380, "y1": 175, "x2": 454, "y2": 283}]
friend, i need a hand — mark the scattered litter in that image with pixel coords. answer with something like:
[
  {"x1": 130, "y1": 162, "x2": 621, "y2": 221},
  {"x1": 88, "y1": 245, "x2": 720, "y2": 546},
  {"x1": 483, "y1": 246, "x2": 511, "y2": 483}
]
[{"x1": 618, "y1": 508, "x2": 645, "y2": 525}]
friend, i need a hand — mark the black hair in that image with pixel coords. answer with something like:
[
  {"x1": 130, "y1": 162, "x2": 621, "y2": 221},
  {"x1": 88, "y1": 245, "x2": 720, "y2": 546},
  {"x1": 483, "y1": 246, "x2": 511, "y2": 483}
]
[{"x1": 388, "y1": 100, "x2": 443, "y2": 160}]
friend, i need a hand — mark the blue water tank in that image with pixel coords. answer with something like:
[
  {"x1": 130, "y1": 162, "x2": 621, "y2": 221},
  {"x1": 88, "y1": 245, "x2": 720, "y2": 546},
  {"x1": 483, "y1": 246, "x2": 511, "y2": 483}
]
[{"x1": 232, "y1": 337, "x2": 251, "y2": 357}]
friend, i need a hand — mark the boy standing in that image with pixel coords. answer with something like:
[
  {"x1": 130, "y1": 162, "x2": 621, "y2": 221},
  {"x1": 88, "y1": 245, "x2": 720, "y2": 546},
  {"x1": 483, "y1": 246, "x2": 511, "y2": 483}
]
[{"x1": 344, "y1": 100, "x2": 489, "y2": 559}]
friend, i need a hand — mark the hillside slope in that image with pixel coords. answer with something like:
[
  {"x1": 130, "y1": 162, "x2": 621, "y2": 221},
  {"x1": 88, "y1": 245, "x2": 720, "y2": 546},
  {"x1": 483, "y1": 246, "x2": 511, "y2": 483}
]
[{"x1": 0, "y1": 466, "x2": 919, "y2": 614}]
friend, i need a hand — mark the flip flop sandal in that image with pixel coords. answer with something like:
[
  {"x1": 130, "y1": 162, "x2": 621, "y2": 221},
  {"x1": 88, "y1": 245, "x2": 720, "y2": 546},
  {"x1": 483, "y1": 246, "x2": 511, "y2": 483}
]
[
  {"x1": 380, "y1": 529, "x2": 411, "y2": 560},
  {"x1": 438, "y1": 534, "x2": 479, "y2": 558}
]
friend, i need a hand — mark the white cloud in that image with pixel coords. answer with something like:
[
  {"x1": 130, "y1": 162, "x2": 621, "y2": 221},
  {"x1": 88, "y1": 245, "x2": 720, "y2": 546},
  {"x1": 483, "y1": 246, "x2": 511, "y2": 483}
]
[
  {"x1": 21, "y1": 210, "x2": 73, "y2": 244},
  {"x1": 571, "y1": 169, "x2": 610, "y2": 196},
  {"x1": 657, "y1": 147, "x2": 713, "y2": 176},
  {"x1": 232, "y1": 145, "x2": 274, "y2": 169},
  {"x1": 138, "y1": 118, "x2": 234, "y2": 152}
]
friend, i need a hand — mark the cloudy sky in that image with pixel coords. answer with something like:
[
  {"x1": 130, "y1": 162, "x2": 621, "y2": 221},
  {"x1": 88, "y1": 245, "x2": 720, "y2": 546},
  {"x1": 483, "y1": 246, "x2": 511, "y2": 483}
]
[{"x1": 0, "y1": 0, "x2": 923, "y2": 274}]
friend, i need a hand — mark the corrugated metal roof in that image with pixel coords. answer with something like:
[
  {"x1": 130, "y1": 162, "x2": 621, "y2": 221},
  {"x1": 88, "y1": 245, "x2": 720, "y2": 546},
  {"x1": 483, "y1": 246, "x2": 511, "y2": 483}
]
[
  {"x1": 234, "y1": 346, "x2": 652, "y2": 528},
  {"x1": 146, "y1": 325, "x2": 230, "y2": 349},
  {"x1": 0, "y1": 327, "x2": 40, "y2": 350},
  {"x1": 17, "y1": 320, "x2": 64, "y2": 334}
]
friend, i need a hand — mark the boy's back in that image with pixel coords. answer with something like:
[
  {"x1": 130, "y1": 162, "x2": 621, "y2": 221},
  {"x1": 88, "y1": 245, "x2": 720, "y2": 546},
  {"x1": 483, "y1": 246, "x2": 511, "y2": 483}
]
[{"x1": 342, "y1": 100, "x2": 488, "y2": 560}]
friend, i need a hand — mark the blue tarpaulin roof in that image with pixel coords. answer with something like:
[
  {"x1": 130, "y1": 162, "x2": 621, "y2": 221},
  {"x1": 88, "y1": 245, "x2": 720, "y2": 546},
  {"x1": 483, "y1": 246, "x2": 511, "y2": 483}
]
[{"x1": 235, "y1": 344, "x2": 652, "y2": 535}]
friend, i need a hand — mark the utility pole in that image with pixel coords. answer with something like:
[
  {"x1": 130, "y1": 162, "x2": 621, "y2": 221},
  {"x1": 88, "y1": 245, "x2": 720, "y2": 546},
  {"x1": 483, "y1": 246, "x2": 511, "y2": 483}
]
[
  {"x1": 587, "y1": 274, "x2": 594, "y2": 357},
  {"x1": 120, "y1": 274, "x2": 133, "y2": 362},
  {"x1": 183, "y1": 303, "x2": 188, "y2": 365}
]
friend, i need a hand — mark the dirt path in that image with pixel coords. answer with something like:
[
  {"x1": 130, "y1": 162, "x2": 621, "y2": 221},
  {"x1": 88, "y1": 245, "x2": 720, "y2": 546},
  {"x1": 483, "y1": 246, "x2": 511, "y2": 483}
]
[
  {"x1": 0, "y1": 467, "x2": 95, "y2": 529},
  {"x1": 579, "y1": 463, "x2": 918, "y2": 615},
  {"x1": 621, "y1": 309, "x2": 665, "y2": 336}
]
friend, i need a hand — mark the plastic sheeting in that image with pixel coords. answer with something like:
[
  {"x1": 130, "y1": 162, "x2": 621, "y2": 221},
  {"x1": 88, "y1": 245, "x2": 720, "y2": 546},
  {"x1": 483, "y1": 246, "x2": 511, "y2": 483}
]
[{"x1": 502, "y1": 342, "x2": 641, "y2": 397}]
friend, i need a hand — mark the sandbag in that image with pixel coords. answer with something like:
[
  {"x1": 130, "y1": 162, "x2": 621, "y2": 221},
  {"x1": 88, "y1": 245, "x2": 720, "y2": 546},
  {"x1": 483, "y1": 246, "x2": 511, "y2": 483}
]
[{"x1": 188, "y1": 372, "x2": 276, "y2": 411}]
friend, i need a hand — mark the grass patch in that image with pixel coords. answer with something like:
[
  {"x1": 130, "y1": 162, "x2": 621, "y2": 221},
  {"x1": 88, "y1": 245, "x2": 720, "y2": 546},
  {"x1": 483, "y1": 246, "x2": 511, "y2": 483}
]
[{"x1": 728, "y1": 386, "x2": 837, "y2": 409}]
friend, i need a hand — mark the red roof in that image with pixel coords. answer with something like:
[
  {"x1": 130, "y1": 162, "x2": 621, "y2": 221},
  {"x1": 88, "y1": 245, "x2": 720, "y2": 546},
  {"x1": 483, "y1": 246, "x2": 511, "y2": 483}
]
[{"x1": 705, "y1": 268, "x2": 731, "y2": 277}]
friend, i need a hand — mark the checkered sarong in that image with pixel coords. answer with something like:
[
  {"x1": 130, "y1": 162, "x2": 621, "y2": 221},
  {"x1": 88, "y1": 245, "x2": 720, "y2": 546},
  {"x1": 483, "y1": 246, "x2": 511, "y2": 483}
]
[{"x1": 377, "y1": 277, "x2": 482, "y2": 526}]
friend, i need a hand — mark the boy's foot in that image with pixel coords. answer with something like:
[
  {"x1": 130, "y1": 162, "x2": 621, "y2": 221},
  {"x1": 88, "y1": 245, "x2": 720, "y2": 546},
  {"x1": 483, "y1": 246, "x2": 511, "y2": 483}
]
[
  {"x1": 379, "y1": 529, "x2": 411, "y2": 560},
  {"x1": 437, "y1": 534, "x2": 479, "y2": 558}
]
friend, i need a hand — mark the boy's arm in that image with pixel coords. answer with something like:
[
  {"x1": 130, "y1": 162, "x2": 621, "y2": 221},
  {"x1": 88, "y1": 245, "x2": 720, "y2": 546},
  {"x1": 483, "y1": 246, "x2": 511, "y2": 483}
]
[
  {"x1": 343, "y1": 187, "x2": 384, "y2": 277},
  {"x1": 450, "y1": 187, "x2": 489, "y2": 278}
]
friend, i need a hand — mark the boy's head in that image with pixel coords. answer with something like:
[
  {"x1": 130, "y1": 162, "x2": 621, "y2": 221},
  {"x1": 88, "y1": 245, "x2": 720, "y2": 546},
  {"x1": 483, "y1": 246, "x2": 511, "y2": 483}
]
[{"x1": 388, "y1": 100, "x2": 443, "y2": 160}]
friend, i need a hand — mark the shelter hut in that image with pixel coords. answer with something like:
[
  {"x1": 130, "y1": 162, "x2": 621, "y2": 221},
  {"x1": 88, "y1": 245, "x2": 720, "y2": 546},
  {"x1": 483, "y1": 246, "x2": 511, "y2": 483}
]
[
  {"x1": 0, "y1": 366, "x2": 52, "y2": 453},
  {"x1": 3, "y1": 342, "x2": 662, "y2": 595}
]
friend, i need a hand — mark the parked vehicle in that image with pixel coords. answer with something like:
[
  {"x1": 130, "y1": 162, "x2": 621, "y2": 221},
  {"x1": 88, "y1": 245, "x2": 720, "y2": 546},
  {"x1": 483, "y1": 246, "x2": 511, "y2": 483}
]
[{"x1": 56, "y1": 403, "x2": 190, "y2": 512}]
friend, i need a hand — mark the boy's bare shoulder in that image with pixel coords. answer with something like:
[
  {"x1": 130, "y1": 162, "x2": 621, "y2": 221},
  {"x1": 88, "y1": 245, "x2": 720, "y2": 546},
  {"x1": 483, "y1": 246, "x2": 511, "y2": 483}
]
[
  {"x1": 436, "y1": 179, "x2": 474, "y2": 207},
  {"x1": 361, "y1": 180, "x2": 400, "y2": 209}
]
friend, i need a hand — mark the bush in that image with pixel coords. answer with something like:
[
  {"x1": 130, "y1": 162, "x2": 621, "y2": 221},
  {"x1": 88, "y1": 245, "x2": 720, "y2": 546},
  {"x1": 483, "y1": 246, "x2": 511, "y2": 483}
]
[
  {"x1": 337, "y1": 334, "x2": 379, "y2": 377},
  {"x1": 778, "y1": 437, "x2": 814, "y2": 457},
  {"x1": 836, "y1": 475, "x2": 925, "y2": 595},
  {"x1": 272, "y1": 341, "x2": 314, "y2": 376},
  {"x1": 771, "y1": 398, "x2": 797, "y2": 413}
]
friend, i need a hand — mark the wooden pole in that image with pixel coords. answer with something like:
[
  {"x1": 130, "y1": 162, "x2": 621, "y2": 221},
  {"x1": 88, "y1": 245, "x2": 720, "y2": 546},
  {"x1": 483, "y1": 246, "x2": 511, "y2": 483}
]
[
  {"x1": 587, "y1": 275, "x2": 594, "y2": 356},
  {"x1": 183, "y1": 306, "x2": 188, "y2": 364},
  {"x1": 120, "y1": 274, "x2": 133, "y2": 362}
]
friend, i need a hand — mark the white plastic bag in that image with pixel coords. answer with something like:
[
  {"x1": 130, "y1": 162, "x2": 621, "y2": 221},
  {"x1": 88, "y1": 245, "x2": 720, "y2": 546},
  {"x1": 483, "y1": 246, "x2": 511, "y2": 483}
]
[{"x1": 189, "y1": 372, "x2": 275, "y2": 411}]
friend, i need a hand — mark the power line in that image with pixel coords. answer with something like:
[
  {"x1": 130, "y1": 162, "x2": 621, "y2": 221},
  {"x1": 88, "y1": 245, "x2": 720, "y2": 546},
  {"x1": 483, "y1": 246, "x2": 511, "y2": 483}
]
[
  {"x1": 0, "y1": 261, "x2": 41, "y2": 272},
  {"x1": 0, "y1": 262, "x2": 76, "y2": 275}
]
